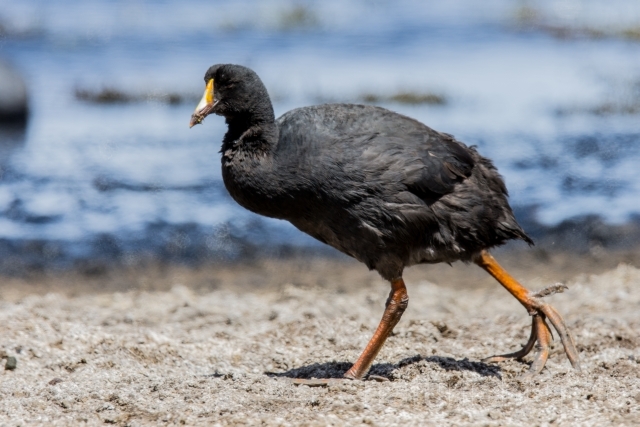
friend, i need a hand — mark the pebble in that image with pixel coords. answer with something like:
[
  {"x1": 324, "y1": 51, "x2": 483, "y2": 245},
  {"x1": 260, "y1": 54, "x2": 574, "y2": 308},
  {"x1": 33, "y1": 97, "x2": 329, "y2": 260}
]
[{"x1": 5, "y1": 356, "x2": 17, "y2": 370}]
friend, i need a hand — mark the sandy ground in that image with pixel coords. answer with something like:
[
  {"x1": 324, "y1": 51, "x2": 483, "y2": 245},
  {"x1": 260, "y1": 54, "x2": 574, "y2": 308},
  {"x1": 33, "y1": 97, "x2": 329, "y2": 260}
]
[{"x1": 0, "y1": 250, "x2": 639, "y2": 426}]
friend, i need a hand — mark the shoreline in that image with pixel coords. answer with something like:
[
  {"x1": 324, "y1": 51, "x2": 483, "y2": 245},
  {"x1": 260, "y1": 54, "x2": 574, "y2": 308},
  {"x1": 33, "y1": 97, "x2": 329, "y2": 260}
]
[
  {"x1": 0, "y1": 212, "x2": 639, "y2": 280},
  {"x1": 1, "y1": 239, "x2": 638, "y2": 301}
]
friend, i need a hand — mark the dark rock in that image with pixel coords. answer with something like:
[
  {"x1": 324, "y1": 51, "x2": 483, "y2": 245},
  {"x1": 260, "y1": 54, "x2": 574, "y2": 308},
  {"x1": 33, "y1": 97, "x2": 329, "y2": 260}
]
[
  {"x1": 5, "y1": 356, "x2": 17, "y2": 370},
  {"x1": 0, "y1": 61, "x2": 28, "y2": 125}
]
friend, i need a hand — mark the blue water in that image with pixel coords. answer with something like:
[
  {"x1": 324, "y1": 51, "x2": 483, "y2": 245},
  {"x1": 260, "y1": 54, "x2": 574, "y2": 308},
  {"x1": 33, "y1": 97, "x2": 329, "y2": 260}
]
[{"x1": 0, "y1": 0, "x2": 639, "y2": 267}]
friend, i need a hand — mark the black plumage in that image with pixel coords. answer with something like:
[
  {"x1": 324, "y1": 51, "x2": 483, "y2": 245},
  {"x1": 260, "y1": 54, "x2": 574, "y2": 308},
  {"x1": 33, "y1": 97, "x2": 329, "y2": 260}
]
[{"x1": 190, "y1": 64, "x2": 579, "y2": 381}]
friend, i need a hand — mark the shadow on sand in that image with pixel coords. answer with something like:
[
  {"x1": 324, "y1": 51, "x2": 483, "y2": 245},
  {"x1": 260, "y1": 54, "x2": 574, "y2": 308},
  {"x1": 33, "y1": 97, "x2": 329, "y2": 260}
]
[{"x1": 266, "y1": 354, "x2": 502, "y2": 381}]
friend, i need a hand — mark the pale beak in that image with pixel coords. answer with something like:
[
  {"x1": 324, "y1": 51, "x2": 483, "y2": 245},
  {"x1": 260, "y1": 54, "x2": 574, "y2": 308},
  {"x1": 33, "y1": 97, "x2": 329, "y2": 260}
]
[{"x1": 189, "y1": 79, "x2": 215, "y2": 128}]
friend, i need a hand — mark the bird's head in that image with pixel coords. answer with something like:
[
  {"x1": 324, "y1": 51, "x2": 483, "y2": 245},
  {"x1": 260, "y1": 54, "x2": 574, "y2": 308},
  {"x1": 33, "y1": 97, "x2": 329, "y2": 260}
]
[{"x1": 189, "y1": 64, "x2": 272, "y2": 128}]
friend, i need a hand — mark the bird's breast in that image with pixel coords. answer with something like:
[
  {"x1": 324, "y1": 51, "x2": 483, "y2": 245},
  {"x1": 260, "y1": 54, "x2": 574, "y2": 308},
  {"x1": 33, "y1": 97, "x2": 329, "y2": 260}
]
[{"x1": 221, "y1": 156, "x2": 290, "y2": 220}]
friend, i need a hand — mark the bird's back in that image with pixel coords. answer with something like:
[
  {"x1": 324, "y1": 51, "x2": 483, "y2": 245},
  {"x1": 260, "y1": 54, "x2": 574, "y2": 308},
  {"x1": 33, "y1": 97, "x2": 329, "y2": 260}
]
[{"x1": 276, "y1": 104, "x2": 474, "y2": 199}]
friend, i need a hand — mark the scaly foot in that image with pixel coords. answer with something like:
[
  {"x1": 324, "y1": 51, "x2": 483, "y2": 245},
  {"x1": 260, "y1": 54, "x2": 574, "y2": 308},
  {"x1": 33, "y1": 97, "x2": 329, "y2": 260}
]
[{"x1": 483, "y1": 283, "x2": 581, "y2": 378}]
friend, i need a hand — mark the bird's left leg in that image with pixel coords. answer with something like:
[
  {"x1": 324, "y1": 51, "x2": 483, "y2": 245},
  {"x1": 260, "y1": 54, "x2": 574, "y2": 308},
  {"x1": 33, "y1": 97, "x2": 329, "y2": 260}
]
[
  {"x1": 344, "y1": 277, "x2": 409, "y2": 380},
  {"x1": 290, "y1": 277, "x2": 408, "y2": 386},
  {"x1": 474, "y1": 250, "x2": 581, "y2": 378}
]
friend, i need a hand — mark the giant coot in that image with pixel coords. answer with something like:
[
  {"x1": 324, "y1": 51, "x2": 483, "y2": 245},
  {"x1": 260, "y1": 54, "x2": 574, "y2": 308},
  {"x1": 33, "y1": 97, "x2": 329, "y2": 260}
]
[{"x1": 190, "y1": 64, "x2": 580, "y2": 380}]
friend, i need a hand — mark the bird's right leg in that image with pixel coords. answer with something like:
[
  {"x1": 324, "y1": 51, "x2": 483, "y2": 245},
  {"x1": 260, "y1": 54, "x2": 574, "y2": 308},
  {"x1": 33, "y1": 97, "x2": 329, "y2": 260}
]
[
  {"x1": 474, "y1": 250, "x2": 580, "y2": 378},
  {"x1": 344, "y1": 277, "x2": 409, "y2": 380}
]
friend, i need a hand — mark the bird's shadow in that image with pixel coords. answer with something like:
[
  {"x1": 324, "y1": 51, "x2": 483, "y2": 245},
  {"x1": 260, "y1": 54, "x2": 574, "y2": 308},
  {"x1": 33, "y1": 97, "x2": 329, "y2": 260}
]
[{"x1": 265, "y1": 354, "x2": 502, "y2": 381}]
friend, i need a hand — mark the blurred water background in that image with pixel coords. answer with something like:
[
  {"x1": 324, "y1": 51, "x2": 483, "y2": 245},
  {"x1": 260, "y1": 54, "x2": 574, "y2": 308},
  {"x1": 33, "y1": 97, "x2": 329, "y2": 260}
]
[{"x1": 0, "y1": 0, "x2": 639, "y2": 273}]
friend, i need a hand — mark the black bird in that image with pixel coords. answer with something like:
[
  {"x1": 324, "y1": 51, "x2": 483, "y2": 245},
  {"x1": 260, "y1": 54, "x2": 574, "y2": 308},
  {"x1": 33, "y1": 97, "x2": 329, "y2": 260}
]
[{"x1": 190, "y1": 64, "x2": 580, "y2": 381}]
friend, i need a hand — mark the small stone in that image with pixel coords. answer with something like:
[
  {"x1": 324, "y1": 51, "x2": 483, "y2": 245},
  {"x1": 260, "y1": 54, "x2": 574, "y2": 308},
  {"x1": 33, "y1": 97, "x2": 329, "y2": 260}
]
[
  {"x1": 5, "y1": 356, "x2": 17, "y2": 370},
  {"x1": 49, "y1": 378, "x2": 64, "y2": 386},
  {"x1": 487, "y1": 410, "x2": 502, "y2": 419},
  {"x1": 292, "y1": 378, "x2": 332, "y2": 387}
]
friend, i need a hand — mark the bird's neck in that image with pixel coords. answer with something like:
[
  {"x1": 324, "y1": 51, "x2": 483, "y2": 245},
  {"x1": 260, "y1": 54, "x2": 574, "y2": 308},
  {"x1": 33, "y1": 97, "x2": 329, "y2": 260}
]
[
  {"x1": 222, "y1": 109, "x2": 278, "y2": 156},
  {"x1": 220, "y1": 110, "x2": 282, "y2": 218}
]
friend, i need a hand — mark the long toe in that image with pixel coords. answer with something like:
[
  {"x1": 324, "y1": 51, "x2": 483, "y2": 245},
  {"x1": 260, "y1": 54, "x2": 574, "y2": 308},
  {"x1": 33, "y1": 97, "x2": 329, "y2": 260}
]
[
  {"x1": 483, "y1": 316, "x2": 537, "y2": 363},
  {"x1": 539, "y1": 303, "x2": 581, "y2": 372},
  {"x1": 520, "y1": 314, "x2": 552, "y2": 380}
]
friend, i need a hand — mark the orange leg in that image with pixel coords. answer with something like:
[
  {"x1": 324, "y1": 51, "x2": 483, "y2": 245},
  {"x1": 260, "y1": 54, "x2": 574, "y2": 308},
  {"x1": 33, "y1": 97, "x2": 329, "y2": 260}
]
[
  {"x1": 344, "y1": 278, "x2": 409, "y2": 379},
  {"x1": 474, "y1": 250, "x2": 581, "y2": 376}
]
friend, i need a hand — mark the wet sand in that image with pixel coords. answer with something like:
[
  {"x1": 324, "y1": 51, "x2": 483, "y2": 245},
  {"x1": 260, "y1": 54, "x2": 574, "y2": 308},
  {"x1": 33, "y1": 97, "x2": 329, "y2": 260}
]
[{"x1": 0, "y1": 245, "x2": 639, "y2": 426}]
